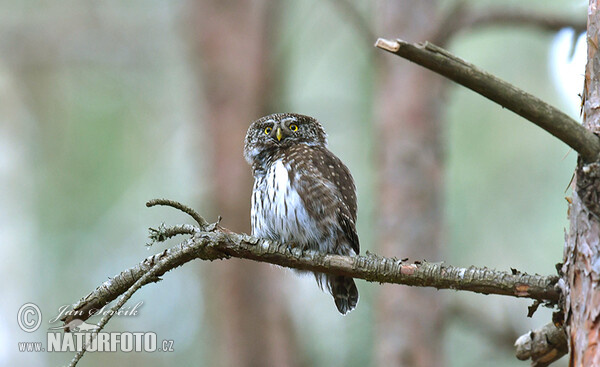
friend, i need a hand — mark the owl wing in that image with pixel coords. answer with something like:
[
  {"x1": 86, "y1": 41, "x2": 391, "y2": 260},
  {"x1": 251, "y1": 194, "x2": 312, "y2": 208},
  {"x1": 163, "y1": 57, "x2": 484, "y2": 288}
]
[
  {"x1": 286, "y1": 145, "x2": 359, "y2": 254},
  {"x1": 325, "y1": 151, "x2": 360, "y2": 255}
]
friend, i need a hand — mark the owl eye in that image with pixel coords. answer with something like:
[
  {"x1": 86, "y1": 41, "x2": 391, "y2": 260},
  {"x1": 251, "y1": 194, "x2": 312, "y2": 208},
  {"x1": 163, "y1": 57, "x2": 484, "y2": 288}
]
[
  {"x1": 289, "y1": 124, "x2": 298, "y2": 132},
  {"x1": 264, "y1": 127, "x2": 272, "y2": 134}
]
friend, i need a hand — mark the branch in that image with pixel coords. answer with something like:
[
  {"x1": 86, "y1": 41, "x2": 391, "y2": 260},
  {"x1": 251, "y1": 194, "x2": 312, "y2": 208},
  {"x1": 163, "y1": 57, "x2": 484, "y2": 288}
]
[
  {"x1": 458, "y1": 10, "x2": 585, "y2": 33},
  {"x1": 146, "y1": 198, "x2": 209, "y2": 228},
  {"x1": 327, "y1": 0, "x2": 375, "y2": 45},
  {"x1": 448, "y1": 302, "x2": 521, "y2": 350},
  {"x1": 62, "y1": 219, "x2": 560, "y2": 330},
  {"x1": 432, "y1": 3, "x2": 586, "y2": 45},
  {"x1": 66, "y1": 231, "x2": 208, "y2": 367},
  {"x1": 515, "y1": 322, "x2": 568, "y2": 367},
  {"x1": 62, "y1": 201, "x2": 560, "y2": 365},
  {"x1": 374, "y1": 38, "x2": 600, "y2": 163},
  {"x1": 60, "y1": 223, "x2": 225, "y2": 327}
]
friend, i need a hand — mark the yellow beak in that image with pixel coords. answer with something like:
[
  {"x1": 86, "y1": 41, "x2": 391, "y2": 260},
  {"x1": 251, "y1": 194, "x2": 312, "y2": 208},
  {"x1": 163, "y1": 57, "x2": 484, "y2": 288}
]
[{"x1": 276, "y1": 127, "x2": 283, "y2": 141}]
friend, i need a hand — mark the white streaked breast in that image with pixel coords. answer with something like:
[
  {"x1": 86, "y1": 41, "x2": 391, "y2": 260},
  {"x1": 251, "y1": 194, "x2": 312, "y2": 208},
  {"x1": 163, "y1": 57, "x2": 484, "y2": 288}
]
[{"x1": 251, "y1": 159, "x2": 323, "y2": 249}]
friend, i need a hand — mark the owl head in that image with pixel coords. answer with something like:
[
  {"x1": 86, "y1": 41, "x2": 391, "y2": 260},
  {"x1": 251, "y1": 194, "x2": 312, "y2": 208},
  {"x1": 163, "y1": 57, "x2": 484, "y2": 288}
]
[{"x1": 244, "y1": 113, "x2": 328, "y2": 165}]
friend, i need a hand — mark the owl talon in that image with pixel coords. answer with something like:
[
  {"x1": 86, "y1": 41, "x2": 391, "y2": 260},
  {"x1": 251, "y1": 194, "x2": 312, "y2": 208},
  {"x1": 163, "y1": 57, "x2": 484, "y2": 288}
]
[{"x1": 290, "y1": 246, "x2": 303, "y2": 257}]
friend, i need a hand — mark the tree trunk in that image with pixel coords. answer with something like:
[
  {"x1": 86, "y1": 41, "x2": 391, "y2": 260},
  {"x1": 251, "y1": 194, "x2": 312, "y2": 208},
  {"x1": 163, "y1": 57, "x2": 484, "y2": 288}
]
[
  {"x1": 186, "y1": 2, "x2": 298, "y2": 366},
  {"x1": 374, "y1": 1, "x2": 446, "y2": 366},
  {"x1": 562, "y1": 1, "x2": 600, "y2": 365}
]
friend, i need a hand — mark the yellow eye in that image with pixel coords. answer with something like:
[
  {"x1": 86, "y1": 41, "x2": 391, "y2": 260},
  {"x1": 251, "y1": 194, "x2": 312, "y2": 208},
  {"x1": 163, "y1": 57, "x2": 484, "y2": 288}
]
[
  {"x1": 264, "y1": 127, "x2": 272, "y2": 134},
  {"x1": 289, "y1": 124, "x2": 298, "y2": 132}
]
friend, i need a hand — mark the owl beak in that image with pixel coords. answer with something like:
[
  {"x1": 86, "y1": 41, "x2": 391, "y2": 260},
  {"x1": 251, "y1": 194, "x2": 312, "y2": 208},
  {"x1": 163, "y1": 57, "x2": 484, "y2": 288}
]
[{"x1": 276, "y1": 127, "x2": 283, "y2": 141}]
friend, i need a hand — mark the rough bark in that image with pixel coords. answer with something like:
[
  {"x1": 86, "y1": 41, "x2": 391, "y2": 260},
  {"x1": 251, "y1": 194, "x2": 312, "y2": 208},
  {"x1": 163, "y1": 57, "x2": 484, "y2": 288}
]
[
  {"x1": 561, "y1": 2, "x2": 600, "y2": 365},
  {"x1": 375, "y1": 2, "x2": 446, "y2": 366},
  {"x1": 186, "y1": 2, "x2": 297, "y2": 366},
  {"x1": 61, "y1": 218, "x2": 560, "y2": 331},
  {"x1": 514, "y1": 322, "x2": 568, "y2": 367}
]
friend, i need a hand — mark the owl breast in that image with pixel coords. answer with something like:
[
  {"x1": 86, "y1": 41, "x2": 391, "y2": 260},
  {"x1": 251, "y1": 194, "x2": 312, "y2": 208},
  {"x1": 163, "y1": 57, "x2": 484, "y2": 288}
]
[{"x1": 251, "y1": 159, "x2": 323, "y2": 249}]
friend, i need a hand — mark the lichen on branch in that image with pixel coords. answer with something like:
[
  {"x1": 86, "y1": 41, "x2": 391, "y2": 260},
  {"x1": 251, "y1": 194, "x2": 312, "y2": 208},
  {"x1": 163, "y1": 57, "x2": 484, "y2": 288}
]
[{"x1": 63, "y1": 200, "x2": 560, "y2": 329}]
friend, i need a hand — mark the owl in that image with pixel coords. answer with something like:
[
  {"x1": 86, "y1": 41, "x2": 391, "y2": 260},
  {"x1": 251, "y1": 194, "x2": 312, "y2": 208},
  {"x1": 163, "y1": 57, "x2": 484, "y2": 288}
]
[{"x1": 244, "y1": 112, "x2": 359, "y2": 314}]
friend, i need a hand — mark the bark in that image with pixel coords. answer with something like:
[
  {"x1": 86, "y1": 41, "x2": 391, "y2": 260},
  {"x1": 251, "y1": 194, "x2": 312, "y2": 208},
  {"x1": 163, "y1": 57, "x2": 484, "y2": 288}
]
[
  {"x1": 375, "y1": 2, "x2": 446, "y2": 366},
  {"x1": 61, "y1": 217, "x2": 560, "y2": 332},
  {"x1": 561, "y1": 2, "x2": 600, "y2": 365},
  {"x1": 514, "y1": 322, "x2": 568, "y2": 367},
  {"x1": 186, "y1": 2, "x2": 297, "y2": 366}
]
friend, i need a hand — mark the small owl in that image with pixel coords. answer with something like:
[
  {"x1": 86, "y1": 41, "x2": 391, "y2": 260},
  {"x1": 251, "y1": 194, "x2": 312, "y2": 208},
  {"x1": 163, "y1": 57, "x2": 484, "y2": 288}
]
[{"x1": 244, "y1": 113, "x2": 359, "y2": 314}]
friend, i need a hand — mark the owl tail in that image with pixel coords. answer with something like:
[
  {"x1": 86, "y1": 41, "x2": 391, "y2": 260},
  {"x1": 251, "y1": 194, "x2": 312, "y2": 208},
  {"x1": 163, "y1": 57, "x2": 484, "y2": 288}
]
[{"x1": 328, "y1": 275, "x2": 358, "y2": 315}]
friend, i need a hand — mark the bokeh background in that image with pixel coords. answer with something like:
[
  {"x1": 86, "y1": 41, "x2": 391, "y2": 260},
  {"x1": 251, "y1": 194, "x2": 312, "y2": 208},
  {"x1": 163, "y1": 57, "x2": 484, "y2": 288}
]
[{"x1": 1, "y1": 0, "x2": 585, "y2": 366}]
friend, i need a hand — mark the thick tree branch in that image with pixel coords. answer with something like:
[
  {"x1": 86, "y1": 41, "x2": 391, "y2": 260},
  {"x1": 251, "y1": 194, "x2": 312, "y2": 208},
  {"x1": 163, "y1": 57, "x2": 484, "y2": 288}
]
[
  {"x1": 64, "y1": 226, "x2": 560, "y2": 322},
  {"x1": 62, "y1": 203, "x2": 560, "y2": 329},
  {"x1": 515, "y1": 322, "x2": 568, "y2": 367},
  {"x1": 61, "y1": 200, "x2": 562, "y2": 365},
  {"x1": 375, "y1": 38, "x2": 600, "y2": 163}
]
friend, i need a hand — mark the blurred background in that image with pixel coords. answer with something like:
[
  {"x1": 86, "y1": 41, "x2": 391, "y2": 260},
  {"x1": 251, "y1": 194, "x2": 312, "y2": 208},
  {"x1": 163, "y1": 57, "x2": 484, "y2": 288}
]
[{"x1": 1, "y1": 0, "x2": 586, "y2": 366}]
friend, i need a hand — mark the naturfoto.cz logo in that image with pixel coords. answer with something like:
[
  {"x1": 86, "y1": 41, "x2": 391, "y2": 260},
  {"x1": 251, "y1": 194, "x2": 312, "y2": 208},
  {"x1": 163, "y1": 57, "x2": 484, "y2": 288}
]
[{"x1": 17, "y1": 302, "x2": 175, "y2": 353}]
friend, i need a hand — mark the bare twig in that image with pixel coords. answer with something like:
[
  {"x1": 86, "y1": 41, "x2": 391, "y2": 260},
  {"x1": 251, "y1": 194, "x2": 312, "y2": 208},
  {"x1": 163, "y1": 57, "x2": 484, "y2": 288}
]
[
  {"x1": 147, "y1": 223, "x2": 198, "y2": 246},
  {"x1": 432, "y1": 3, "x2": 586, "y2": 45},
  {"x1": 515, "y1": 322, "x2": 568, "y2": 367},
  {"x1": 375, "y1": 38, "x2": 600, "y2": 162},
  {"x1": 61, "y1": 227, "x2": 225, "y2": 328},
  {"x1": 67, "y1": 237, "x2": 205, "y2": 367},
  {"x1": 448, "y1": 302, "x2": 521, "y2": 351},
  {"x1": 327, "y1": 0, "x2": 375, "y2": 45},
  {"x1": 146, "y1": 198, "x2": 209, "y2": 228},
  {"x1": 459, "y1": 10, "x2": 585, "y2": 33}
]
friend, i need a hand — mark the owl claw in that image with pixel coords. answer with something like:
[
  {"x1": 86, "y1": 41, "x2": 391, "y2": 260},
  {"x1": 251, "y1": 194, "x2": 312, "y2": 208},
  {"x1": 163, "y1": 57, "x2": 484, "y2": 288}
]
[{"x1": 290, "y1": 246, "x2": 303, "y2": 257}]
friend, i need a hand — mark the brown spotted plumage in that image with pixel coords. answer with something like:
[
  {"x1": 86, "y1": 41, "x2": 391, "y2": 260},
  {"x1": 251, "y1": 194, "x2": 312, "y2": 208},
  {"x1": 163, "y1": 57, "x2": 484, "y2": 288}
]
[{"x1": 244, "y1": 113, "x2": 359, "y2": 314}]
